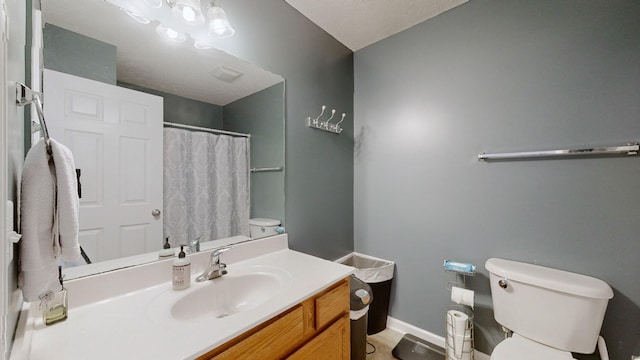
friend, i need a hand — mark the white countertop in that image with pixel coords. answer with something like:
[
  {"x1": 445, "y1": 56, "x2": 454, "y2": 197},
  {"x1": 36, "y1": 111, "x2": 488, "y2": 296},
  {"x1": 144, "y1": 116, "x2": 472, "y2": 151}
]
[{"x1": 11, "y1": 235, "x2": 354, "y2": 360}]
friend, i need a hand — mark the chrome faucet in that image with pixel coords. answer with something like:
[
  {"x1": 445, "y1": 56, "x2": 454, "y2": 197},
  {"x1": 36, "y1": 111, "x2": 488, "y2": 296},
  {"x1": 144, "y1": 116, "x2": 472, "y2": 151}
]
[
  {"x1": 187, "y1": 235, "x2": 202, "y2": 254},
  {"x1": 196, "y1": 246, "x2": 230, "y2": 282}
]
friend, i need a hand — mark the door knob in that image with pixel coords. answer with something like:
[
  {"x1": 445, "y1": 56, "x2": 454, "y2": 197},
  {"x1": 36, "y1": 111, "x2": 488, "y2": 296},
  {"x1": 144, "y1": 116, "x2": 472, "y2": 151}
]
[{"x1": 152, "y1": 209, "x2": 161, "y2": 217}]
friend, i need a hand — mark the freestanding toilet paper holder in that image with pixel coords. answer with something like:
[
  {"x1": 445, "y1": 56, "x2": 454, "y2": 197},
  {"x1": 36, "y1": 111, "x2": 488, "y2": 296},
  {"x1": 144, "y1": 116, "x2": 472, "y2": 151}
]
[
  {"x1": 445, "y1": 305, "x2": 474, "y2": 360},
  {"x1": 443, "y1": 260, "x2": 476, "y2": 360}
]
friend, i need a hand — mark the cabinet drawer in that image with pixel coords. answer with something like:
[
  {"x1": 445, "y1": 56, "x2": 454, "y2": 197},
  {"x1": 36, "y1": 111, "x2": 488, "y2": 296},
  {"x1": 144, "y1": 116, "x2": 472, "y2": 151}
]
[
  {"x1": 315, "y1": 279, "x2": 349, "y2": 329},
  {"x1": 207, "y1": 305, "x2": 305, "y2": 360}
]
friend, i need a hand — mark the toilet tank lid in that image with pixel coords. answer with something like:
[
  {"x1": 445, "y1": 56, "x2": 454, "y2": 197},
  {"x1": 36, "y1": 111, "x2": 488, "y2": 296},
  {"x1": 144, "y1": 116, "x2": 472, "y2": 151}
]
[
  {"x1": 485, "y1": 258, "x2": 613, "y2": 300},
  {"x1": 249, "y1": 218, "x2": 281, "y2": 226}
]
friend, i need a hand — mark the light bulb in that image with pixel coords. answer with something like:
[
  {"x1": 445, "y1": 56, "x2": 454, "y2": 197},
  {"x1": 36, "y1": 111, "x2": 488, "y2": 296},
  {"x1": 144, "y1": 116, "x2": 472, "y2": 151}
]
[
  {"x1": 207, "y1": 6, "x2": 235, "y2": 38},
  {"x1": 155, "y1": 25, "x2": 187, "y2": 42},
  {"x1": 166, "y1": 28, "x2": 178, "y2": 39},
  {"x1": 143, "y1": 0, "x2": 162, "y2": 8},
  {"x1": 211, "y1": 19, "x2": 226, "y2": 35},
  {"x1": 171, "y1": 0, "x2": 204, "y2": 25},
  {"x1": 182, "y1": 6, "x2": 196, "y2": 22}
]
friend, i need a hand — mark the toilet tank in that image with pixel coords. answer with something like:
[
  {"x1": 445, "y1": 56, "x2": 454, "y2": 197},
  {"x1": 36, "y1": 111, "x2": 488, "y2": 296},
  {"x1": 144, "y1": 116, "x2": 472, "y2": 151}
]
[
  {"x1": 249, "y1": 218, "x2": 281, "y2": 239},
  {"x1": 485, "y1": 258, "x2": 613, "y2": 354}
]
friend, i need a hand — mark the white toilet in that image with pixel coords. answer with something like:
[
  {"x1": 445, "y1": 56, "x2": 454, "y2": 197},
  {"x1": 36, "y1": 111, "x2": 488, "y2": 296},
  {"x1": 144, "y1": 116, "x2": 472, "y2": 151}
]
[
  {"x1": 485, "y1": 258, "x2": 613, "y2": 360},
  {"x1": 248, "y1": 218, "x2": 281, "y2": 239}
]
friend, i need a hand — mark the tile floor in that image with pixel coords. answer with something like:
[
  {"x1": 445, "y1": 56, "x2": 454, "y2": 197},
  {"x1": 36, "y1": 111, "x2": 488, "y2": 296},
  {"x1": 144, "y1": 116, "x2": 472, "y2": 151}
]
[{"x1": 367, "y1": 328, "x2": 404, "y2": 360}]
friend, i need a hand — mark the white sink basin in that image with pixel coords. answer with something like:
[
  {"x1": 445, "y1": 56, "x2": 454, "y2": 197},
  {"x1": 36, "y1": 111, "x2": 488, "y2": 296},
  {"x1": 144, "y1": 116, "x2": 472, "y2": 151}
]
[
  {"x1": 147, "y1": 265, "x2": 291, "y2": 323},
  {"x1": 173, "y1": 272, "x2": 281, "y2": 320}
]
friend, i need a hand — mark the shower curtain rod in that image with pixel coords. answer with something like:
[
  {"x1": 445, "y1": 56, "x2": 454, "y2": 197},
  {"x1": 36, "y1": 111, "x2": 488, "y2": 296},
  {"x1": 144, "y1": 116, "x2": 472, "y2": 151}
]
[{"x1": 163, "y1": 122, "x2": 250, "y2": 138}]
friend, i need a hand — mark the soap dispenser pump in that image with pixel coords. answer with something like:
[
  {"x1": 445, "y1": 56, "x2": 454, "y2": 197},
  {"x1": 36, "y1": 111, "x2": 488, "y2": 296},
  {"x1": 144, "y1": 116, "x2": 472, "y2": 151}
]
[
  {"x1": 159, "y1": 237, "x2": 175, "y2": 258},
  {"x1": 172, "y1": 246, "x2": 191, "y2": 290}
]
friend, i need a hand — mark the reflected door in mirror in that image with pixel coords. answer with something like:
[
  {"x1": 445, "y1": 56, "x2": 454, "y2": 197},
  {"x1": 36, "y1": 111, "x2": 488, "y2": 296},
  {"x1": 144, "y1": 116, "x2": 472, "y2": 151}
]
[{"x1": 43, "y1": 69, "x2": 163, "y2": 263}]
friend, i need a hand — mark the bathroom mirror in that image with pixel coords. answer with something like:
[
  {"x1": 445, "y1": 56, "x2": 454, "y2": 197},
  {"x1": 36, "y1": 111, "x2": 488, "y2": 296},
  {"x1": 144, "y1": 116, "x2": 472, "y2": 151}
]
[{"x1": 39, "y1": 0, "x2": 285, "y2": 277}]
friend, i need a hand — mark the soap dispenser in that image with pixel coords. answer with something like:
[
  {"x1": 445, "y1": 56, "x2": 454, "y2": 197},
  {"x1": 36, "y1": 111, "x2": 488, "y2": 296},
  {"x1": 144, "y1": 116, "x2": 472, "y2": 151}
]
[
  {"x1": 159, "y1": 236, "x2": 174, "y2": 258},
  {"x1": 172, "y1": 246, "x2": 191, "y2": 290}
]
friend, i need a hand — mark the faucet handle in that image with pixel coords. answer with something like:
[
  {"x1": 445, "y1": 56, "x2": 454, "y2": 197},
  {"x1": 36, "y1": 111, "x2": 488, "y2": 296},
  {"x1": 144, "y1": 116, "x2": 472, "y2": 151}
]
[
  {"x1": 210, "y1": 246, "x2": 231, "y2": 264},
  {"x1": 188, "y1": 235, "x2": 202, "y2": 253},
  {"x1": 212, "y1": 246, "x2": 231, "y2": 257}
]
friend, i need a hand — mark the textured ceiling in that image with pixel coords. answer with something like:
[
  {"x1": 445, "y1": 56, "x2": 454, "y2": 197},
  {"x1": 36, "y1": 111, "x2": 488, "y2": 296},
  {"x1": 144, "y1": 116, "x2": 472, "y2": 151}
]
[
  {"x1": 41, "y1": 0, "x2": 283, "y2": 105},
  {"x1": 285, "y1": 0, "x2": 468, "y2": 51}
]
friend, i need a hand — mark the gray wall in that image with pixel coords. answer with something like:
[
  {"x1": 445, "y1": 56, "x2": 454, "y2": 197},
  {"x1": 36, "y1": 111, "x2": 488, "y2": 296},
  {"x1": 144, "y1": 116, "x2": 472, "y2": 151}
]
[
  {"x1": 354, "y1": 0, "x2": 640, "y2": 358},
  {"x1": 43, "y1": 24, "x2": 116, "y2": 85},
  {"x1": 214, "y1": 0, "x2": 354, "y2": 259},
  {"x1": 224, "y1": 82, "x2": 285, "y2": 224},
  {"x1": 119, "y1": 82, "x2": 223, "y2": 129}
]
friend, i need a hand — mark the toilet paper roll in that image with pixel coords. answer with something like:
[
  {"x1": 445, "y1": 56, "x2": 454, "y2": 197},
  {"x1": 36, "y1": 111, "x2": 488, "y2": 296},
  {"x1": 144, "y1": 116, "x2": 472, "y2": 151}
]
[
  {"x1": 446, "y1": 310, "x2": 468, "y2": 335},
  {"x1": 446, "y1": 310, "x2": 469, "y2": 358},
  {"x1": 451, "y1": 286, "x2": 475, "y2": 309}
]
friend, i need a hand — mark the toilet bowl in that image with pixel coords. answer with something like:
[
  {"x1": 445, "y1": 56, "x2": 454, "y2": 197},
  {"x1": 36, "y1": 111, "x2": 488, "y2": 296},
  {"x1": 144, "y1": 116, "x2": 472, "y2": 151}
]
[
  {"x1": 248, "y1": 218, "x2": 281, "y2": 239},
  {"x1": 491, "y1": 334, "x2": 574, "y2": 360},
  {"x1": 485, "y1": 258, "x2": 613, "y2": 360}
]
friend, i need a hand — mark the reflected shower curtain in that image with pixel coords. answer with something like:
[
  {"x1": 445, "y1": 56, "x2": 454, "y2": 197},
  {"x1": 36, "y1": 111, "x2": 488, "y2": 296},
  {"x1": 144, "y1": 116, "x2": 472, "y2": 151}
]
[{"x1": 163, "y1": 128, "x2": 250, "y2": 246}]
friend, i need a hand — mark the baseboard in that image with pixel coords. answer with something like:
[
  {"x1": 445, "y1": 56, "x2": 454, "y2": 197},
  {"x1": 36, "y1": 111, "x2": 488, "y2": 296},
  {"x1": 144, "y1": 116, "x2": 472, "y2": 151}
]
[
  {"x1": 386, "y1": 316, "x2": 446, "y2": 348},
  {"x1": 386, "y1": 316, "x2": 490, "y2": 360}
]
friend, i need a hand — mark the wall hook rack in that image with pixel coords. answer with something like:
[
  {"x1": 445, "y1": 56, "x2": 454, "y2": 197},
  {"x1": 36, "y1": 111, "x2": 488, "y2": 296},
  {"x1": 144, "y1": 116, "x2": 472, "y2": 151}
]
[{"x1": 307, "y1": 105, "x2": 346, "y2": 134}]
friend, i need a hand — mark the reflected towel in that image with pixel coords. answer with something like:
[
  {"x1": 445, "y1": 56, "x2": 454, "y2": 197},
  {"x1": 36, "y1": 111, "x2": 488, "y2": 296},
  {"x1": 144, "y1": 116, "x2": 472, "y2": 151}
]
[{"x1": 20, "y1": 139, "x2": 80, "y2": 302}]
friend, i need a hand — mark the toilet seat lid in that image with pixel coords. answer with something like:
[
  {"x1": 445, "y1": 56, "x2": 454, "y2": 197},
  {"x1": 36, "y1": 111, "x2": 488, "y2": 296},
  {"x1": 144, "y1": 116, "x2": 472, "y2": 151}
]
[
  {"x1": 249, "y1": 218, "x2": 280, "y2": 226},
  {"x1": 491, "y1": 334, "x2": 575, "y2": 360}
]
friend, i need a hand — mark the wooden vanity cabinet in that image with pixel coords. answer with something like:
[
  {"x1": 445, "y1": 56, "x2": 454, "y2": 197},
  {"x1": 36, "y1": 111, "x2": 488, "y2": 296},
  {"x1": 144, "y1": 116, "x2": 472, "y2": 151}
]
[
  {"x1": 287, "y1": 315, "x2": 349, "y2": 360},
  {"x1": 198, "y1": 277, "x2": 350, "y2": 360}
]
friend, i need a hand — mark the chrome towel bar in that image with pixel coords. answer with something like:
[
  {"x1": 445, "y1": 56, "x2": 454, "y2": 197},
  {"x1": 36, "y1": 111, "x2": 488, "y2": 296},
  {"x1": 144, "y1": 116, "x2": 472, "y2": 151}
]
[
  {"x1": 250, "y1": 166, "x2": 283, "y2": 173},
  {"x1": 478, "y1": 142, "x2": 639, "y2": 161}
]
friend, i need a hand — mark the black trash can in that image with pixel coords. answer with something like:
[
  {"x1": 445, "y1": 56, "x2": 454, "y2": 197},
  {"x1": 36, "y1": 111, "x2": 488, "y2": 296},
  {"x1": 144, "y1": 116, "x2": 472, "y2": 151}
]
[
  {"x1": 349, "y1": 275, "x2": 372, "y2": 360},
  {"x1": 342, "y1": 254, "x2": 395, "y2": 335}
]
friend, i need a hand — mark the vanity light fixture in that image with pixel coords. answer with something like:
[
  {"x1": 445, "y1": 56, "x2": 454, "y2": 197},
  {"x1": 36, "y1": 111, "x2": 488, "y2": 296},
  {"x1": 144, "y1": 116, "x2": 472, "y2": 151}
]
[
  {"x1": 124, "y1": 9, "x2": 152, "y2": 24},
  {"x1": 171, "y1": 0, "x2": 205, "y2": 25},
  {"x1": 207, "y1": 1, "x2": 235, "y2": 38},
  {"x1": 193, "y1": 40, "x2": 215, "y2": 49},
  {"x1": 143, "y1": 0, "x2": 163, "y2": 8},
  {"x1": 104, "y1": 0, "x2": 235, "y2": 49},
  {"x1": 156, "y1": 24, "x2": 187, "y2": 42}
]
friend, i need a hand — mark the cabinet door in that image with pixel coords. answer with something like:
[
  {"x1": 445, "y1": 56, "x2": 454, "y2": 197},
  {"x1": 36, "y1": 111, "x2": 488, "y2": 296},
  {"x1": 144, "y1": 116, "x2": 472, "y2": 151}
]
[
  {"x1": 287, "y1": 315, "x2": 350, "y2": 360},
  {"x1": 207, "y1": 306, "x2": 305, "y2": 360},
  {"x1": 315, "y1": 280, "x2": 350, "y2": 329}
]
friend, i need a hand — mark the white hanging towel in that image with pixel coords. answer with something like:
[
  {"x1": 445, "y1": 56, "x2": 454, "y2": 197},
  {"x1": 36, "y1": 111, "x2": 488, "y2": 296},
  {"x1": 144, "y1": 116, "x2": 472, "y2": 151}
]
[{"x1": 19, "y1": 138, "x2": 81, "y2": 302}]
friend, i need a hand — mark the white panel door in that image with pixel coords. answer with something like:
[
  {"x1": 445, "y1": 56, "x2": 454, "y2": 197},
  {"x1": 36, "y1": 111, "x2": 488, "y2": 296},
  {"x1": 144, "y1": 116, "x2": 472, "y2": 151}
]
[{"x1": 43, "y1": 69, "x2": 163, "y2": 263}]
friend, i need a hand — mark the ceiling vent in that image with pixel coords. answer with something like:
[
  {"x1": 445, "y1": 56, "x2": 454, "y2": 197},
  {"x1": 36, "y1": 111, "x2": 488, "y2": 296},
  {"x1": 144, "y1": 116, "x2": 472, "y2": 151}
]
[{"x1": 213, "y1": 65, "x2": 244, "y2": 83}]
